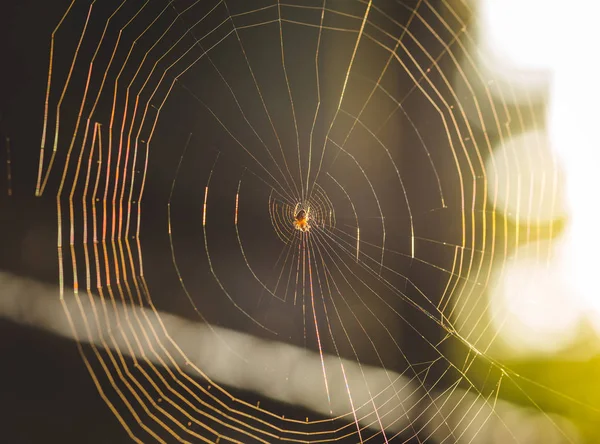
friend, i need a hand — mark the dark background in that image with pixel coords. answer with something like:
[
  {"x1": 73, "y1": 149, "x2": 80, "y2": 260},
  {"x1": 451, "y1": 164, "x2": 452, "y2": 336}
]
[{"x1": 0, "y1": 1, "x2": 534, "y2": 443}]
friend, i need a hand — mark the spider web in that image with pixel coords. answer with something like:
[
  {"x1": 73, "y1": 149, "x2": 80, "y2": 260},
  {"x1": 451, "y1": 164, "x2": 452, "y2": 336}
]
[{"x1": 32, "y1": 0, "x2": 591, "y2": 442}]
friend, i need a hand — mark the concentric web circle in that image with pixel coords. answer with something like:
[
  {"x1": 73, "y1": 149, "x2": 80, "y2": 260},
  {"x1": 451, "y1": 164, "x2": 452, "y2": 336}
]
[{"x1": 34, "y1": 0, "x2": 593, "y2": 442}]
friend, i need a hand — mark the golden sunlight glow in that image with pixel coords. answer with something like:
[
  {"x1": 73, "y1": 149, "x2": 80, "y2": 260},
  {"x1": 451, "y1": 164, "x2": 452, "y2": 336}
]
[
  {"x1": 548, "y1": 16, "x2": 600, "y2": 332},
  {"x1": 476, "y1": 0, "x2": 556, "y2": 103},
  {"x1": 486, "y1": 131, "x2": 565, "y2": 225},
  {"x1": 480, "y1": 0, "x2": 600, "y2": 352},
  {"x1": 479, "y1": 0, "x2": 557, "y2": 71},
  {"x1": 489, "y1": 241, "x2": 582, "y2": 355}
]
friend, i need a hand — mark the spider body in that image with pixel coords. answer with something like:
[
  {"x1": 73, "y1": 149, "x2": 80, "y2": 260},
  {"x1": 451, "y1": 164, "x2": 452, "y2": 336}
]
[{"x1": 293, "y1": 208, "x2": 310, "y2": 232}]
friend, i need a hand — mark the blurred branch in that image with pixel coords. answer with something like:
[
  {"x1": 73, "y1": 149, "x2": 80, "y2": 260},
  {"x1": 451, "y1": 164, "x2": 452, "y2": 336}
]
[{"x1": 0, "y1": 271, "x2": 577, "y2": 443}]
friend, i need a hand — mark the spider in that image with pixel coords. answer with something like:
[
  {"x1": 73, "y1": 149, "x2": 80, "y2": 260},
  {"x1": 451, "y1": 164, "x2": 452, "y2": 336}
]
[{"x1": 293, "y1": 206, "x2": 310, "y2": 232}]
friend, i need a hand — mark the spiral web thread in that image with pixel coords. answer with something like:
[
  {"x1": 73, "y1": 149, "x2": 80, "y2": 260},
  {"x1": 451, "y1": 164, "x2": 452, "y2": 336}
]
[{"x1": 33, "y1": 0, "x2": 589, "y2": 442}]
